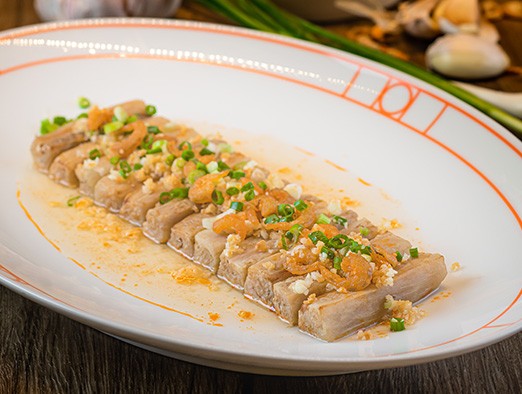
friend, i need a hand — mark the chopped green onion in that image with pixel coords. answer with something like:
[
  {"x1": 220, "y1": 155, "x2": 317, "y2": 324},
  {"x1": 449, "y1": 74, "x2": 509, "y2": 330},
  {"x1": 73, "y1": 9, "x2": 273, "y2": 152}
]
[
  {"x1": 201, "y1": 138, "x2": 209, "y2": 146},
  {"x1": 78, "y1": 97, "x2": 90, "y2": 109},
  {"x1": 159, "y1": 187, "x2": 189, "y2": 204},
  {"x1": 120, "y1": 160, "x2": 132, "y2": 173},
  {"x1": 360, "y1": 245, "x2": 372, "y2": 255},
  {"x1": 294, "y1": 199, "x2": 308, "y2": 211},
  {"x1": 195, "y1": 161, "x2": 208, "y2": 173},
  {"x1": 67, "y1": 195, "x2": 81, "y2": 207},
  {"x1": 174, "y1": 157, "x2": 186, "y2": 168},
  {"x1": 40, "y1": 119, "x2": 59, "y2": 135},
  {"x1": 244, "y1": 190, "x2": 256, "y2": 201},
  {"x1": 226, "y1": 187, "x2": 240, "y2": 196},
  {"x1": 181, "y1": 150, "x2": 195, "y2": 161},
  {"x1": 321, "y1": 246, "x2": 335, "y2": 259},
  {"x1": 145, "y1": 104, "x2": 157, "y2": 116},
  {"x1": 77, "y1": 112, "x2": 88, "y2": 119},
  {"x1": 119, "y1": 169, "x2": 129, "y2": 179},
  {"x1": 277, "y1": 204, "x2": 295, "y2": 219},
  {"x1": 308, "y1": 231, "x2": 329, "y2": 245},
  {"x1": 53, "y1": 116, "x2": 68, "y2": 126},
  {"x1": 199, "y1": 147, "x2": 214, "y2": 156},
  {"x1": 234, "y1": 161, "x2": 247, "y2": 170},
  {"x1": 110, "y1": 156, "x2": 120, "y2": 165},
  {"x1": 133, "y1": 163, "x2": 143, "y2": 171},
  {"x1": 264, "y1": 214, "x2": 279, "y2": 224},
  {"x1": 396, "y1": 251, "x2": 403, "y2": 262},
  {"x1": 241, "y1": 182, "x2": 254, "y2": 192},
  {"x1": 206, "y1": 161, "x2": 218, "y2": 173},
  {"x1": 165, "y1": 154, "x2": 176, "y2": 166},
  {"x1": 333, "y1": 256, "x2": 342, "y2": 270},
  {"x1": 217, "y1": 161, "x2": 230, "y2": 171},
  {"x1": 329, "y1": 234, "x2": 350, "y2": 249},
  {"x1": 147, "y1": 125, "x2": 160, "y2": 134},
  {"x1": 146, "y1": 147, "x2": 162, "y2": 155},
  {"x1": 390, "y1": 317, "x2": 406, "y2": 332},
  {"x1": 212, "y1": 190, "x2": 224, "y2": 205},
  {"x1": 258, "y1": 181, "x2": 268, "y2": 190},
  {"x1": 114, "y1": 106, "x2": 128, "y2": 123},
  {"x1": 217, "y1": 143, "x2": 233, "y2": 153},
  {"x1": 409, "y1": 247, "x2": 419, "y2": 258},
  {"x1": 360, "y1": 227, "x2": 369, "y2": 237},
  {"x1": 178, "y1": 141, "x2": 192, "y2": 150},
  {"x1": 140, "y1": 134, "x2": 154, "y2": 150},
  {"x1": 88, "y1": 148, "x2": 101, "y2": 160},
  {"x1": 316, "y1": 213, "x2": 331, "y2": 225},
  {"x1": 281, "y1": 224, "x2": 304, "y2": 250},
  {"x1": 126, "y1": 115, "x2": 138, "y2": 124},
  {"x1": 172, "y1": 187, "x2": 189, "y2": 199},
  {"x1": 229, "y1": 170, "x2": 245, "y2": 180},
  {"x1": 230, "y1": 201, "x2": 244, "y2": 212},
  {"x1": 333, "y1": 215, "x2": 348, "y2": 227},
  {"x1": 103, "y1": 121, "x2": 124, "y2": 134},
  {"x1": 187, "y1": 169, "x2": 206, "y2": 184}
]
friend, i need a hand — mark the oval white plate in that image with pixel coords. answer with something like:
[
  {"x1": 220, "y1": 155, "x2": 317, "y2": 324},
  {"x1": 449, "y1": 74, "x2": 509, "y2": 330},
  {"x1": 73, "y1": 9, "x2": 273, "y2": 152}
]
[{"x1": 0, "y1": 19, "x2": 520, "y2": 376}]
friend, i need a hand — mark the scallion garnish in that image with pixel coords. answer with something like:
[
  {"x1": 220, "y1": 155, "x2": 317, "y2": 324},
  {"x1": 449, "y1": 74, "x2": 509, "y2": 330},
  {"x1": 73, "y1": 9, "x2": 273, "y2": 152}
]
[
  {"x1": 333, "y1": 256, "x2": 342, "y2": 270},
  {"x1": 226, "y1": 187, "x2": 240, "y2": 196},
  {"x1": 199, "y1": 147, "x2": 214, "y2": 156},
  {"x1": 174, "y1": 158, "x2": 186, "y2": 168},
  {"x1": 67, "y1": 195, "x2": 81, "y2": 207},
  {"x1": 316, "y1": 213, "x2": 331, "y2": 225},
  {"x1": 230, "y1": 201, "x2": 244, "y2": 212},
  {"x1": 332, "y1": 215, "x2": 348, "y2": 227},
  {"x1": 244, "y1": 190, "x2": 256, "y2": 201},
  {"x1": 119, "y1": 160, "x2": 132, "y2": 179},
  {"x1": 181, "y1": 150, "x2": 195, "y2": 161},
  {"x1": 110, "y1": 156, "x2": 120, "y2": 165},
  {"x1": 212, "y1": 190, "x2": 225, "y2": 205},
  {"x1": 308, "y1": 231, "x2": 329, "y2": 245},
  {"x1": 360, "y1": 227, "x2": 369, "y2": 237},
  {"x1": 78, "y1": 97, "x2": 90, "y2": 109},
  {"x1": 178, "y1": 141, "x2": 192, "y2": 150},
  {"x1": 77, "y1": 112, "x2": 88, "y2": 119},
  {"x1": 40, "y1": 119, "x2": 59, "y2": 135},
  {"x1": 88, "y1": 148, "x2": 101, "y2": 160},
  {"x1": 133, "y1": 163, "x2": 143, "y2": 171},
  {"x1": 147, "y1": 125, "x2": 160, "y2": 134},
  {"x1": 195, "y1": 161, "x2": 208, "y2": 173},
  {"x1": 328, "y1": 234, "x2": 350, "y2": 249},
  {"x1": 294, "y1": 199, "x2": 308, "y2": 211},
  {"x1": 201, "y1": 138, "x2": 209, "y2": 146},
  {"x1": 126, "y1": 115, "x2": 138, "y2": 124},
  {"x1": 390, "y1": 317, "x2": 406, "y2": 332},
  {"x1": 409, "y1": 247, "x2": 419, "y2": 258},
  {"x1": 321, "y1": 246, "x2": 335, "y2": 259},
  {"x1": 114, "y1": 106, "x2": 128, "y2": 123},
  {"x1": 187, "y1": 169, "x2": 206, "y2": 184},
  {"x1": 165, "y1": 154, "x2": 176, "y2": 166},
  {"x1": 264, "y1": 214, "x2": 279, "y2": 224},
  {"x1": 277, "y1": 204, "x2": 295, "y2": 220},
  {"x1": 140, "y1": 134, "x2": 154, "y2": 150},
  {"x1": 145, "y1": 104, "x2": 157, "y2": 116},
  {"x1": 53, "y1": 116, "x2": 68, "y2": 126},
  {"x1": 103, "y1": 121, "x2": 124, "y2": 134},
  {"x1": 159, "y1": 187, "x2": 189, "y2": 204},
  {"x1": 258, "y1": 181, "x2": 267, "y2": 190},
  {"x1": 396, "y1": 251, "x2": 403, "y2": 262},
  {"x1": 284, "y1": 224, "x2": 304, "y2": 246},
  {"x1": 217, "y1": 161, "x2": 230, "y2": 171},
  {"x1": 229, "y1": 170, "x2": 245, "y2": 180},
  {"x1": 241, "y1": 182, "x2": 254, "y2": 192}
]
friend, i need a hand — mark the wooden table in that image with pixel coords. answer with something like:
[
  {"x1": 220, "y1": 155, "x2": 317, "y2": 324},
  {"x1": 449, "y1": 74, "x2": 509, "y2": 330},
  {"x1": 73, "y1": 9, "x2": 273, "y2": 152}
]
[{"x1": 1, "y1": 1, "x2": 521, "y2": 392}]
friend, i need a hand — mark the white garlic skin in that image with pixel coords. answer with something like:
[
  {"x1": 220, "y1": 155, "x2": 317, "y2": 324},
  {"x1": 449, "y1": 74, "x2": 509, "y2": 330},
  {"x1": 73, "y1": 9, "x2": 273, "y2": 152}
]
[{"x1": 426, "y1": 33, "x2": 510, "y2": 79}]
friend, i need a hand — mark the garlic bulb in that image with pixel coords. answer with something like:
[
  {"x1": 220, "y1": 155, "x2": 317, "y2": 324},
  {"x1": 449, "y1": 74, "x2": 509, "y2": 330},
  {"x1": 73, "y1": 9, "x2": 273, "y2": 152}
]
[
  {"x1": 35, "y1": 0, "x2": 182, "y2": 21},
  {"x1": 426, "y1": 33, "x2": 510, "y2": 79}
]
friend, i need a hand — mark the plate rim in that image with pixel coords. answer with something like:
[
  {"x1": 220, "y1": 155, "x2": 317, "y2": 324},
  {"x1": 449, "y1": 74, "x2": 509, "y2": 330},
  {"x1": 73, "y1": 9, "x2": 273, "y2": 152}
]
[{"x1": 0, "y1": 17, "x2": 521, "y2": 373}]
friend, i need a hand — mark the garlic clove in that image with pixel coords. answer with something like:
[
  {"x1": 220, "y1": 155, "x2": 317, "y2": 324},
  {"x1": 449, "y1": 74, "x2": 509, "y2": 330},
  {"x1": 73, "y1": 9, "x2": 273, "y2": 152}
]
[
  {"x1": 426, "y1": 33, "x2": 510, "y2": 79},
  {"x1": 397, "y1": 0, "x2": 440, "y2": 39},
  {"x1": 433, "y1": 0, "x2": 481, "y2": 27}
]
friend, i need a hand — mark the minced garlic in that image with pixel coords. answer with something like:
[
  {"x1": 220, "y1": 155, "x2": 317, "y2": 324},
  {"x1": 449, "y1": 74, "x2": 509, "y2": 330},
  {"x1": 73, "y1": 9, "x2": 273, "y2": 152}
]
[
  {"x1": 451, "y1": 262, "x2": 461, "y2": 272},
  {"x1": 372, "y1": 263, "x2": 397, "y2": 288},
  {"x1": 223, "y1": 234, "x2": 243, "y2": 258},
  {"x1": 384, "y1": 295, "x2": 425, "y2": 326}
]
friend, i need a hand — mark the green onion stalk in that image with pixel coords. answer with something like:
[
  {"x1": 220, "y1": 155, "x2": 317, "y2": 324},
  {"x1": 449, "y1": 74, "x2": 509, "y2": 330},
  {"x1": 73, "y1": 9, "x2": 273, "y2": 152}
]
[{"x1": 194, "y1": 0, "x2": 522, "y2": 138}]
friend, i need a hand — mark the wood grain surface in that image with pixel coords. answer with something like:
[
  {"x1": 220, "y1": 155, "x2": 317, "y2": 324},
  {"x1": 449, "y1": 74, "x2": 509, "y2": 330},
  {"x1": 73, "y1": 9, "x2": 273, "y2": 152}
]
[{"x1": 1, "y1": 1, "x2": 521, "y2": 392}]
